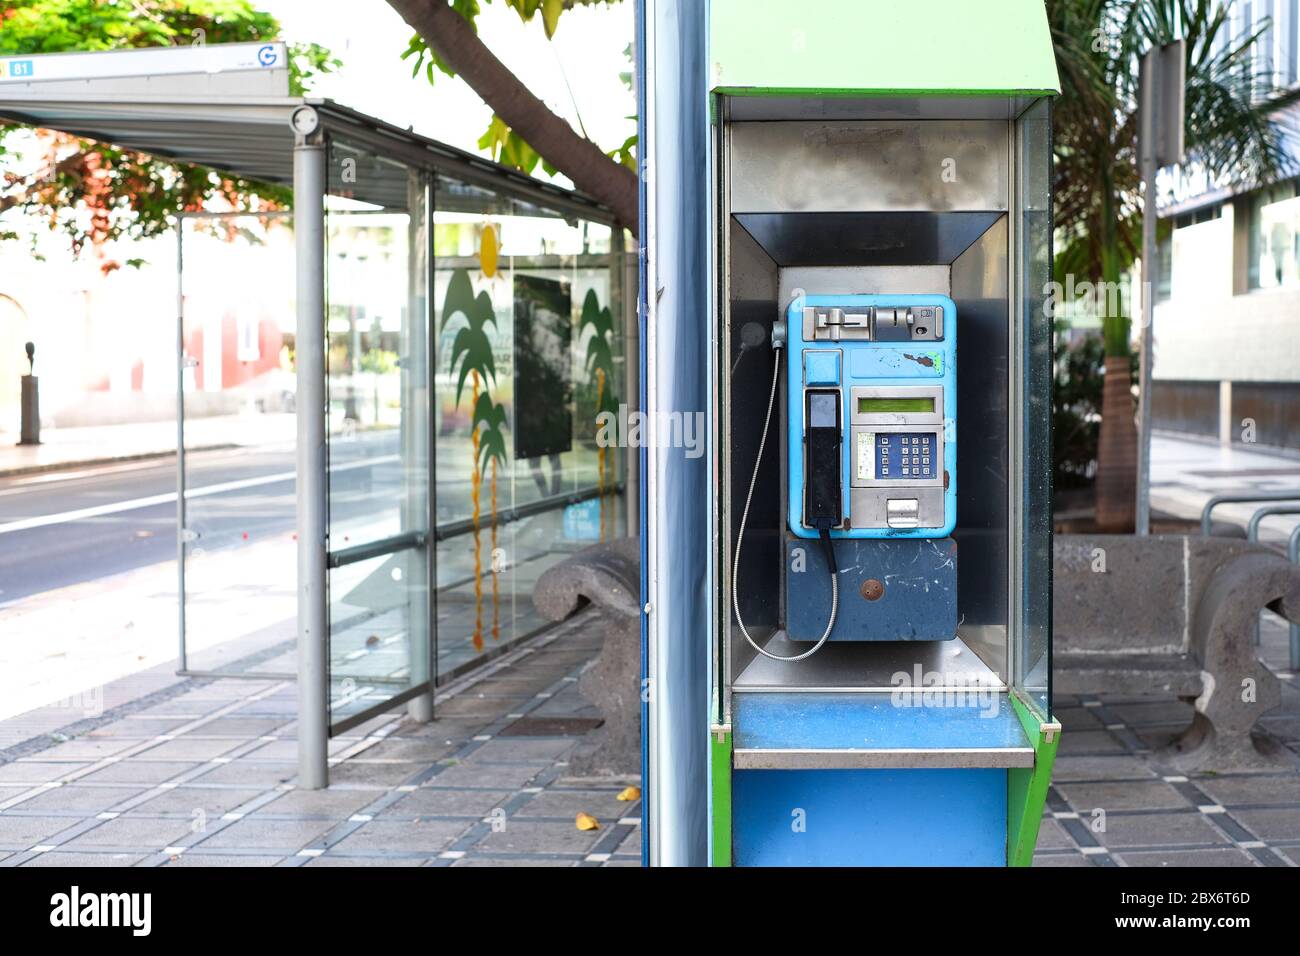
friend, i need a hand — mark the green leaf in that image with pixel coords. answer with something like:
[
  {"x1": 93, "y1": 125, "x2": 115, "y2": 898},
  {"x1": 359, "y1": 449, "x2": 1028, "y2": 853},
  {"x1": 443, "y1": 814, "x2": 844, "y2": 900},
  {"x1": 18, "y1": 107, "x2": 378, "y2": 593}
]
[
  {"x1": 473, "y1": 391, "x2": 508, "y2": 431},
  {"x1": 477, "y1": 427, "x2": 508, "y2": 469},
  {"x1": 608, "y1": 133, "x2": 638, "y2": 172},
  {"x1": 541, "y1": 0, "x2": 564, "y2": 38},
  {"x1": 585, "y1": 335, "x2": 613, "y2": 375},
  {"x1": 441, "y1": 269, "x2": 478, "y2": 330},
  {"x1": 0, "y1": 0, "x2": 330, "y2": 256},
  {"x1": 473, "y1": 290, "x2": 498, "y2": 331},
  {"x1": 478, "y1": 115, "x2": 542, "y2": 175},
  {"x1": 453, "y1": 0, "x2": 483, "y2": 26}
]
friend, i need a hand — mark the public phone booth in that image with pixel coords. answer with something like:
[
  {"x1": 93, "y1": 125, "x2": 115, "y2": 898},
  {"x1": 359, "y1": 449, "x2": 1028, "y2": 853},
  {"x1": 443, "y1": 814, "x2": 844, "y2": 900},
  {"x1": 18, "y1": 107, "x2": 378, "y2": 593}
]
[{"x1": 639, "y1": 0, "x2": 1061, "y2": 865}]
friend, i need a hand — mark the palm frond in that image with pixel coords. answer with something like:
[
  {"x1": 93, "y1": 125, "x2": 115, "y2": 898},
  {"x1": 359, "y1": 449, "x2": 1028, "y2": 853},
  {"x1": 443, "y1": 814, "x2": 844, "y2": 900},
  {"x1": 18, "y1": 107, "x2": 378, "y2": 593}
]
[{"x1": 1049, "y1": 0, "x2": 1297, "y2": 284}]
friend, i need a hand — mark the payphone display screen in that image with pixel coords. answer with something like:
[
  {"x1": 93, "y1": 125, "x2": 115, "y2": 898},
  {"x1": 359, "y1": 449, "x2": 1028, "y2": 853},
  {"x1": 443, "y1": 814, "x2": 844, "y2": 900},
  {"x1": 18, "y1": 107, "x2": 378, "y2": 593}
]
[{"x1": 857, "y1": 397, "x2": 934, "y2": 414}]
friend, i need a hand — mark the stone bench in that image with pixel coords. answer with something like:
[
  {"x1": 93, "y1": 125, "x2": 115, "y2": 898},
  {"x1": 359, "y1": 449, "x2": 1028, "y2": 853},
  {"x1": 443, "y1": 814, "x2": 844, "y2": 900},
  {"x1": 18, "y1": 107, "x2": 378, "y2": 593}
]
[
  {"x1": 532, "y1": 537, "x2": 640, "y2": 776},
  {"x1": 1054, "y1": 534, "x2": 1300, "y2": 771}
]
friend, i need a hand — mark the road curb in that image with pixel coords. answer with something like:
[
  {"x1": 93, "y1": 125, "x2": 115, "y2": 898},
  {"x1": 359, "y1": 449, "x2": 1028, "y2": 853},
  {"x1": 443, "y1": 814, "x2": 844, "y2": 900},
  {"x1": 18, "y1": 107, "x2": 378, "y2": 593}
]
[{"x1": 0, "y1": 443, "x2": 239, "y2": 479}]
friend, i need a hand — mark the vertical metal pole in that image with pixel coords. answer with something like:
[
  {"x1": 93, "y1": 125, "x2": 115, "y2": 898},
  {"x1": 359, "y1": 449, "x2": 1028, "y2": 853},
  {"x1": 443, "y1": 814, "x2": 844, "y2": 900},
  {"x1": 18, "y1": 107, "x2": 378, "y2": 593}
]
[
  {"x1": 176, "y1": 215, "x2": 188, "y2": 672},
  {"x1": 635, "y1": 0, "x2": 651, "y2": 867},
  {"x1": 1135, "y1": 125, "x2": 1156, "y2": 536},
  {"x1": 407, "y1": 169, "x2": 434, "y2": 723},
  {"x1": 613, "y1": 225, "x2": 639, "y2": 536},
  {"x1": 1218, "y1": 381, "x2": 1233, "y2": 446},
  {"x1": 1291, "y1": 528, "x2": 1300, "y2": 670},
  {"x1": 643, "y1": 0, "x2": 710, "y2": 867},
  {"x1": 294, "y1": 114, "x2": 329, "y2": 789},
  {"x1": 1136, "y1": 42, "x2": 1183, "y2": 534},
  {"x1": 427, "y1": 172, "x2": 440, "y2": 707}
]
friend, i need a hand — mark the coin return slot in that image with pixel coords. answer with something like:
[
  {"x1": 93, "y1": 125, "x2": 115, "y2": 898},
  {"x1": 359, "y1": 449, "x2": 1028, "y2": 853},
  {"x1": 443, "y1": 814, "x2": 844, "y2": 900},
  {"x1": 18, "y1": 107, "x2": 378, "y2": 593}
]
[{"x1": 886, "y1": 498, "x2": 920, "y2": 528}]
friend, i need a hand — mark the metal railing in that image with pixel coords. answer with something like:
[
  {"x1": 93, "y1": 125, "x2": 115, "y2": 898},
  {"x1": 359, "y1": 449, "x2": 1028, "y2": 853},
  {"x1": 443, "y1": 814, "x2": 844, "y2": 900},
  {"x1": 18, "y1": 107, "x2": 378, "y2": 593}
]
[
  {"x1": 1244, "y1": 503, "x2": 1300, "y2": 669},
  {"x1": 432, "y1": 483, "x2": 623, "y2": 542},
  {"x1": 1200, "y1": 490, "x2": 1300, "y2": 536},
  {"x1": 327, "y1": 530, "x2": 426, "y2": 569},
  {"x1": 1289, "y1": 526, "x2": 1300, "y2": 671},
  {"x1": 320, "y1": 482, "x2": 626, "y2": 736},
  {"x1": 324, "y1": 482, "x2": 625, "y2": 569},
  {"x1": 1202, "y1": 493, "x2": 1300, "y2": 669}
]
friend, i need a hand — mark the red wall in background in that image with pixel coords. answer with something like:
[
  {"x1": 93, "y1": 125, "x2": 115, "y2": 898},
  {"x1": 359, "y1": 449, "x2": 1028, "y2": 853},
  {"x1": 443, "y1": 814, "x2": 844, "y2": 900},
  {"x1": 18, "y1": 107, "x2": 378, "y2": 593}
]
[{"x1": 182, "y1": 311, "x2": 284, "y2": 390}]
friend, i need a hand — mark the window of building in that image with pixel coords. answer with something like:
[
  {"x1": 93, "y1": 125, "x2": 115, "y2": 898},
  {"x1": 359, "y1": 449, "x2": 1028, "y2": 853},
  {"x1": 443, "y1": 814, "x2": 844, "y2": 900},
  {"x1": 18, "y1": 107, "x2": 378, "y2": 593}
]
[
  {"x1": 1156, "y1": 204, "x2": 1225, "y2": 303},
  {"x1": 1234, "y1": 1, "x2": 1300, "y2": 96},
  {"x1": 1262, "y1": 0, "x2": 1300, "y2": 87},
  {"x1": 1249, "y1": 180, "x2": 1300, "y2": 289},
  {"x1": 1155, "y1": 221, "x2": 1173, "y2": 303},
  {"x1": 1282, "y1": 0, "x2": 1300, "y2": 86}
]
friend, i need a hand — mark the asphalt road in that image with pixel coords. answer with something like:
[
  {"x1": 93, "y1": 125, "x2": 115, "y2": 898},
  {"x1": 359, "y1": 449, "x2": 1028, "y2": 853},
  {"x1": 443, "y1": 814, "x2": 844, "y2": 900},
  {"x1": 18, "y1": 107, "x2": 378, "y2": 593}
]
[{"x1": 0, "y1": 430, "x2": 403, "y2": 606}]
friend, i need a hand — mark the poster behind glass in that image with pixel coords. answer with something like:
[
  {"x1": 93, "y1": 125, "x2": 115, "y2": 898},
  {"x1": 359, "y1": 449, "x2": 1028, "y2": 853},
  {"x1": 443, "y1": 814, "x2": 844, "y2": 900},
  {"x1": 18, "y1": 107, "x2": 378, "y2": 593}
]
[{"x1": 512, "y1": 274, "x2": 573, "y2": 461}]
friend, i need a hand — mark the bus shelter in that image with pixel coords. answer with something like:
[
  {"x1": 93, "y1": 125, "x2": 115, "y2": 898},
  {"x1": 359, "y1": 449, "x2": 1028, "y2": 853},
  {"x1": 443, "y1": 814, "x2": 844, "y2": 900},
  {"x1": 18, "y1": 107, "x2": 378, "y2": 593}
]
[{"x1": 0, "y1": 42, "x2": 634, "y2": 788}]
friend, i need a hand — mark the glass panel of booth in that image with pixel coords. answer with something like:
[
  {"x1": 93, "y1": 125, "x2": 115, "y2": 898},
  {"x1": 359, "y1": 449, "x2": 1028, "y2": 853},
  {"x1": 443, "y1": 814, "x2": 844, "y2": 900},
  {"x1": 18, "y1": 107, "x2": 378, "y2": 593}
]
[
  {"x1": 177, "y1": 211, "x2": 297, "y2": 677},
  {"x1": 324, "y1": 138, "x2": 431, "y2": 727},
  {"x1": 711, "y1": 94, "x2": 1057, "y2": 758},
  {"x1": 1014, "y1": 97, "x2": 1053, "y2": 719},
  {"x1": 431, "y1": 174, "x2": 626, "y2": 681}
]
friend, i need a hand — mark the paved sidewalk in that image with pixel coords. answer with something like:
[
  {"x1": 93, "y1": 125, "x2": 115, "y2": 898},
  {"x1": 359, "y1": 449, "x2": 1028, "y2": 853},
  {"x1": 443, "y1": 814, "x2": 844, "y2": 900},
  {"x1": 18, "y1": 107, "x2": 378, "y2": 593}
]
[
  {"x1": 0, "y1": 413, "x2": 294, "y2": 477},
  {"x1": 0, "y1": 531, "x2": 295, "y2": 724},
  {"x1": 1151, "y1": 432, "x2": 1300, "y2": 546},
  {"x1": 1035, "y1": 613, "x2": 1300, "y2": 868},
  {"x1": 0, "y1": 612, "x2": 642, "y2": 867},
  {"x1": 1, "y1": 601, "x2": 1295, "y2": 867}
]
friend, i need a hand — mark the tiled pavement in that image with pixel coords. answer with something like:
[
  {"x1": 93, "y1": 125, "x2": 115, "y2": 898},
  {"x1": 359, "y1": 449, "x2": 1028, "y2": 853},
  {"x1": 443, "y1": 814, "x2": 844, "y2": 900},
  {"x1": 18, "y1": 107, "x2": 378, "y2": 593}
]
[
  {"x1": 1034, "y1": 693, "x2": 1300, "y2": 867},
  {"x1": 0, "y1": 612, "x2": 641, "y2": 868},
  {"x1": 1032, "y1": 612, "x2": 1300, "y2": 867},
  {"x1": 1, "y1": 606, "x2": 1297, "y2": 866}
]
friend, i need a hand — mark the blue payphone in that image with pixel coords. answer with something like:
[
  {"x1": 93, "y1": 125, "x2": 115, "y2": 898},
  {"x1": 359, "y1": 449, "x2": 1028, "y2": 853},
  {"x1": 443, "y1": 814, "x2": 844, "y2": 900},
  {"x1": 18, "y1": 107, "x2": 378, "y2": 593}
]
[
  {"x1": 787, "y1": 295, "x2": 957, "y2": 540},
  {"x1": 734, "y1": 294, "x2": 960, "y2": 661}
]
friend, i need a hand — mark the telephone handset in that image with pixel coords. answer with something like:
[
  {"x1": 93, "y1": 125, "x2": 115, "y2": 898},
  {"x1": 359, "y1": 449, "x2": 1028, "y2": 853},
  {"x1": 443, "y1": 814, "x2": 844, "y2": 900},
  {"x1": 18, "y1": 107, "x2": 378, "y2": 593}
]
[{"x1": 803, "y1": 389, "x2": 843, "y2": 531}]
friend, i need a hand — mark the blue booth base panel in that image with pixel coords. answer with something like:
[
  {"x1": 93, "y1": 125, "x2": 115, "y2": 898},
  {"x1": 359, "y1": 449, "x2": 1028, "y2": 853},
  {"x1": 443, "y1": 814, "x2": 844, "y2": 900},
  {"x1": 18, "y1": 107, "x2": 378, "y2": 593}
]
[
  {"x1": 732, "y1": 768, "x2": 1007, "y2": 867},
  {"x1": 785, "y1": 536, "x2": 958, "y2": 641}
]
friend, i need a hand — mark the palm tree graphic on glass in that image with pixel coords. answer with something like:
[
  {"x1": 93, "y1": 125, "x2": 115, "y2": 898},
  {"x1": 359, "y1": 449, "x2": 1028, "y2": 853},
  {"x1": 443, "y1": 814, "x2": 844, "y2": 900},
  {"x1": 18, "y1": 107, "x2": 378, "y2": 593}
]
[
  {"x1": 442, "y1": 264, "x2": 508, "y2": 653},
  {"x1": 580, "y1": 289, "x2": 618, "y2": 538}
]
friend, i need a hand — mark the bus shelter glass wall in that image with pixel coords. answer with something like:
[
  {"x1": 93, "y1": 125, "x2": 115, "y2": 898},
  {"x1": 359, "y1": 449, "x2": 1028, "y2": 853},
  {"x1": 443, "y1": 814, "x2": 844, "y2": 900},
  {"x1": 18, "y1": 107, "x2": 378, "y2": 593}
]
[
  {"x1": 432, "y1": 175, "x2": 625, "y2": 679},
  {"x1": 178, "y1": 211, "x2": 298, "y2": 677},
  {"x1": 324, "y1": 139, "x2": 431, "y2": 727},
  {"x1": 1016, "y1": 97, "x2": 1053, "y2": 716}
]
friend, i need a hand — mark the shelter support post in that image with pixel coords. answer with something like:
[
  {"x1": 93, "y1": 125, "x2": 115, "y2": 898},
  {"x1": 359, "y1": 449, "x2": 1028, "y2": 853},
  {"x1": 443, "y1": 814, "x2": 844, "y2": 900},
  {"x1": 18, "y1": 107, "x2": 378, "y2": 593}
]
[
  {"x1": 294, "y1": 111, "x2": 330, "y2": 789},
  {"x1": 407, "y1": 168, "x2": 434, "y2": 724}
]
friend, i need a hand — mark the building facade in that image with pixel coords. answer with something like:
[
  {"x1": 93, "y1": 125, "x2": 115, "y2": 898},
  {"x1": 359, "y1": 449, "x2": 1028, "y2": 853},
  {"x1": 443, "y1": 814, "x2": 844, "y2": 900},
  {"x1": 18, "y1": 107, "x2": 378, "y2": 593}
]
[{"x1": 1152, "y1": 0, "x2": 1300, "y2": 451}]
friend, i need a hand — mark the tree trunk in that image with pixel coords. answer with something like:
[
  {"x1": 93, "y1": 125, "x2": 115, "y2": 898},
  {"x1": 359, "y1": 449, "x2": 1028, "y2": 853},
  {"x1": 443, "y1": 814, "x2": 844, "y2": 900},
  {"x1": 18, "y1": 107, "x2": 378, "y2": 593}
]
[
  {"x1": 386, "y1": 0, "x2": 639, "y2": 233},
  {"x1": 1094, "y1": 355, "x2": 1137, "y2": 531}
]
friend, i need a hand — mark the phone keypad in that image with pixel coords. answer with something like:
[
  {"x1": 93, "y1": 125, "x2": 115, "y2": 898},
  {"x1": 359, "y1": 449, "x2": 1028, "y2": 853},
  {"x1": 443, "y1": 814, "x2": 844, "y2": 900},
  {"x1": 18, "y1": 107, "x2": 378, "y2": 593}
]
[{"x1": 876, "y1": 432, "x2": 936, "y2": 480}]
